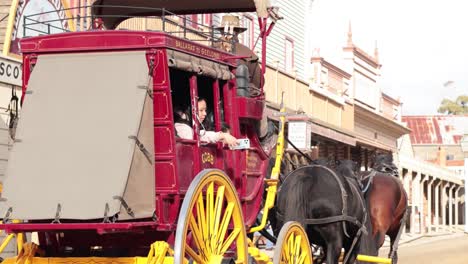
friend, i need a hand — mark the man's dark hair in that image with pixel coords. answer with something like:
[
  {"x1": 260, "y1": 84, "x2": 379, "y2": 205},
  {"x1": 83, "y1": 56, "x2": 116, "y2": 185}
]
[{"x1": 174, "y1": 105, "x2": 191, "y2": 126}]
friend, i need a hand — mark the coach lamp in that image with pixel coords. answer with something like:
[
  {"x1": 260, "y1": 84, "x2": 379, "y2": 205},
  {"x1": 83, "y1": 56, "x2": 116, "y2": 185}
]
[{"x1": 235, "y1": 65, "x2": 250, "y2": 97}]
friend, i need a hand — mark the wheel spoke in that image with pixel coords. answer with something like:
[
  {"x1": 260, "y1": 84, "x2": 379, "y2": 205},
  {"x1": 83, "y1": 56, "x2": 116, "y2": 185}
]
[
  {"x1": 212, "y1": 185, "x2": 225, "y2": 251},
  {"x1": 288, "y1": 234, "x2": 294, "y2": 263},
  {"x1": 189, "y1": 215, "x2": 208, "y2": 258},
  {"x1": 294, "y1": 234, "x2": 302, "y2": 263},
  {"x1": 220, "y1": 227, "x2": 240, "y2": 254},
  {"x1": 186, "y1": 244, "x2": 205, "y2": 264},
  {"x1": 207, "y1": 182, "x2": 215, "y2": 241},
  {"x1": 215, "y1": 202, "x2": 234, "y2": 254},
  {"x1": 297, "y1": 251, "x2": 307, "y2": 264},
  {"x1": 196, "y1": 192, "x2": 207, "y2": 242}
]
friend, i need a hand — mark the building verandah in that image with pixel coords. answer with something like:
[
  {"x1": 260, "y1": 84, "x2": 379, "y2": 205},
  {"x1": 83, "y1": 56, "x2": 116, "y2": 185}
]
[{"x1": 398, "y1": 155, "x2": 464, "y2": 234}]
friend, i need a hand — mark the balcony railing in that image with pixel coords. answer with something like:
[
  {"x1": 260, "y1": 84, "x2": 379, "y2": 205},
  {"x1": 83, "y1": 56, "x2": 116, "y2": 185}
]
[{"x1": 22, "y1": 5, "x2": 234, "y2": 50}]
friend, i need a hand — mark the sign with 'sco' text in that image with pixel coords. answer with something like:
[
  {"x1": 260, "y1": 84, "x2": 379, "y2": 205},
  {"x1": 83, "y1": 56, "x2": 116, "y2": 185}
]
[
  {"x1": 0, "y1": 56, "x2": 21, "y2": 86},
  {"x1": 287, "y1": 121, "x2": 311, "y2": 150}
]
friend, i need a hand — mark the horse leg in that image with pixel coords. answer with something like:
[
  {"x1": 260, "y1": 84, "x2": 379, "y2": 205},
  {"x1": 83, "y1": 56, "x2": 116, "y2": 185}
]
[
  {"x1": 388, "y1": 225, "x2": 404, "y2": 264},
  {"x1": 316, "y1": 223, "x2": 343, "y2": 264},
  {"x1": 388, "y1": 237, "x2": 399, "y2": 264},
  {"x1": 325, "y1": 240, "x2": 342, "y2": 264},
  {"x1": 387, "y1": 211, "x2": 408, "y2": 264},
  {"x1": 374, "y1": 230, "x2": 386, "y2": 249},
  {"x1": 343, "y1": 234, "x2": 363, "y2": 264},
  {"x1": 326, "y1": 227, "x2": 344, "y2": 264},
  {"x1": 343, "y1": 242, "x2": 360, "y2": 264}
]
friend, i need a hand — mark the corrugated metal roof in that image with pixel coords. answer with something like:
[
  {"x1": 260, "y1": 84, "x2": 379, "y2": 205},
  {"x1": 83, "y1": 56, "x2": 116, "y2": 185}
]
[{"x1": 402, "y1": 115, "x2": 468, "y2": 145}]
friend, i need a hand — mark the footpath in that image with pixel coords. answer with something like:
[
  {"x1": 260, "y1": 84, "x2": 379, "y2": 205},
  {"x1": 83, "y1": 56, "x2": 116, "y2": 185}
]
[
  {"x1": 382, "y1": 226, "x2": 466, "y2": 248},
  {"x1": 258, "y1": 226, "x2": 467, "y2": 259}
]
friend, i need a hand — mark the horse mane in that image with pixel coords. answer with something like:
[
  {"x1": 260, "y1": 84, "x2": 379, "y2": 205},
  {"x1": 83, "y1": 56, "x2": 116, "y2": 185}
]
[
  {"x1": 335, "y1": 159, "x2": 363, "y2": 188},
  {"x1": 335, "y1": 160, "x2": 357, "y2": 177}
]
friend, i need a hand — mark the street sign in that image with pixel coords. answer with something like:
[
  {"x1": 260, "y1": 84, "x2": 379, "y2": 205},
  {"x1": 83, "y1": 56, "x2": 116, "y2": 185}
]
[{"x1": 0, "y1": 56, "x2": 21, "y2": 86}]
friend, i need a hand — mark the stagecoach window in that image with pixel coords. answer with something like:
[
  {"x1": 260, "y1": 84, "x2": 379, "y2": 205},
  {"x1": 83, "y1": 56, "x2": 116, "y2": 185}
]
[
  {"x1": 170, "y1": 69, "x2": 194, "y2": 139},
  {"x1": 170, "y1": 67, "x2": 229, "y2": 141},
  {"x1": 197, "y1": 76, "x2": 223, "y2": 131}
]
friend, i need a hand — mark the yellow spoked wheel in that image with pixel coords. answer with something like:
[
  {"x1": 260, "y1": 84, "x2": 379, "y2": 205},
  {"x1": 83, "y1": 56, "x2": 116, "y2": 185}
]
[
  {"x1": 273, "y1": 221, "x2": 313, "y2": 264},
  {"x1": 174, "y1": 169, "x2": 248, "y2": 264}
]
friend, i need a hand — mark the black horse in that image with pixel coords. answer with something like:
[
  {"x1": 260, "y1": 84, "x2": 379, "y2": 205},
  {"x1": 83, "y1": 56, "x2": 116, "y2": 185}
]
[{"x1": 273, "y1": 160, "x2": 369, "y2": 264}]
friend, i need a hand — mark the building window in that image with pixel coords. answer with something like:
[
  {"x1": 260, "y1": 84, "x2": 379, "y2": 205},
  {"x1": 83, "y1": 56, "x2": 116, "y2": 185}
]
[
  {"x1": 285, "y1": 37, "x2": 294, "y2": 72},
  {"x1": 196, "y1": 14, "x2": 212, "y2": 28},
  {"x1": 190, "y1": 15, "x2": 198, "y2": 28},
  {"x1": 242, "y1": 16, "x2": 254, "y2": 48},
  {"x1": 75, "y1": 0, "x2": 83, "y2": 31},
  {"x1": 203, "y1": 14, "x2": 212, "y2": 27},
  {"x1": 183, "y1": 14, "x2": 212, "y2": 30}
]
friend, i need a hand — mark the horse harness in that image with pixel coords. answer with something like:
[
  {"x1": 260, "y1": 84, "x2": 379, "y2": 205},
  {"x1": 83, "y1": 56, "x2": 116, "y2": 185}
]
[
  {"x1": 373, "y1": 162, "x2": 399, "y2": 177},
  {"x1": 277, "y1": 165, "x2": 368, "y2": 263},
  {"x1": 361, "y1": 166, "x2": 398, "y2": 195},
  {"x1": 361, "y1": 170, "x2": 377, "y2": 194}
]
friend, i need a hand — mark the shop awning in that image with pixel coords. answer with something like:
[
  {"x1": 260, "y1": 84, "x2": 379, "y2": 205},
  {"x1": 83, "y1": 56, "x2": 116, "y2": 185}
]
[
  {"x1": 310, "y1": 122, "x2": 356, "y2": 146},
  {"x1": 265, "y1": 106, "x2": 357, "y2": 147}
]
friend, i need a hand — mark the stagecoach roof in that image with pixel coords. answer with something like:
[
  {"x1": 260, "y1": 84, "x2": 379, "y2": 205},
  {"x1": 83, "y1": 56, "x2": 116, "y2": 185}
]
[{"x1": 92, "y1": 0, "x2": 271, "y2": 29}]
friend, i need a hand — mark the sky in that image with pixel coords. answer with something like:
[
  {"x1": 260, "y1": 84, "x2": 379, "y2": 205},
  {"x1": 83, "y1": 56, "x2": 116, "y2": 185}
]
[{"x1": 306, "y1": 0, "x2": 468, "y2": 115}]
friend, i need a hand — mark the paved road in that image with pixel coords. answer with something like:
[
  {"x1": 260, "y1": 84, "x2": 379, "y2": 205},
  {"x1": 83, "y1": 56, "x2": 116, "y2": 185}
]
[{"x1": 379, "y1": 234, "x2": 468, "y2": 264}]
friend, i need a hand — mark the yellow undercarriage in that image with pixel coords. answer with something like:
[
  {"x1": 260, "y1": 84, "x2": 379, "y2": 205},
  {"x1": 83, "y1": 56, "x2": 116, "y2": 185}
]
[
  {"x1": 1, "y1": 241, "x2": 178, "y2": 264},
  {"x1": 2, "y1": 257, "x2": 169, "y2": 264},
  {"x1": 1, "y1": 241, "x2": 272, "y2": 264}
]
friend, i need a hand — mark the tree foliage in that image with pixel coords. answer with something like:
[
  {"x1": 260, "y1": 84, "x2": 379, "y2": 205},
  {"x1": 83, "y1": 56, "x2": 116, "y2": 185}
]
[{"x1": 437, "y1": 95, "x2": 468, "y2": 115}]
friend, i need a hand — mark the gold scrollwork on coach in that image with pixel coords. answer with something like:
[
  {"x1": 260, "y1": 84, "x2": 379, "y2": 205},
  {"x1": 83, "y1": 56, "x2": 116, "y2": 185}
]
[{"x1": 202, "y1": 152, "x2": 214, "y2": 165}]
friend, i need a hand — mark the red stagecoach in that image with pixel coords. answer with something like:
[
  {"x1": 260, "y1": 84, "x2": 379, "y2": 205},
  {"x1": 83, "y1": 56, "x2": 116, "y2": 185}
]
[{"x1": 0, "y1": 1, "x2": 315, "y2": 264}]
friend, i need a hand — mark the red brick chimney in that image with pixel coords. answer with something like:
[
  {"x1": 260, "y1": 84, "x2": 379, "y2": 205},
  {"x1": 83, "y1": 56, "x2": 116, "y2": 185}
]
[{"x1": 437, "y1": 146, "x2": 446, "y2": 167}]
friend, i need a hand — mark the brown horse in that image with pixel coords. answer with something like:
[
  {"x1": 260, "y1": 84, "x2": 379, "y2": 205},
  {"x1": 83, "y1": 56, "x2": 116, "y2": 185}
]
[{"x1": 360, "y1": 154, "x2": 408, "y2": 263}]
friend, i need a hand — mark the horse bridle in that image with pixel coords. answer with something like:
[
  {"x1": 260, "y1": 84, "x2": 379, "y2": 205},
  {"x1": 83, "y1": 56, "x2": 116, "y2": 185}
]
[{"x1": 373, "y1": 163, "x2": 399, "y2": 177}]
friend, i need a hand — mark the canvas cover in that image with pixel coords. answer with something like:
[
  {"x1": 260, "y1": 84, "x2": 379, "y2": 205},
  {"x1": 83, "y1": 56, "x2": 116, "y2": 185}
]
[
  {"x1": 92, "y1": 0, "x2": 271, "y2": 29},
  {"x1": 120, "y1": 93, "x2": 155, "y2": 220},
  {"x1": 0, "y1": 51, "x2": 155, "y2": 220},
  {"x1": 0, "y1": 119, "x2": 11, "y2": 184}
]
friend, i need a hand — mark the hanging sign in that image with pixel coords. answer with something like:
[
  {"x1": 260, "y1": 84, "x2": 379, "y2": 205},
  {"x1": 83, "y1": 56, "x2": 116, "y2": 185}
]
[{"x1": 287, "y1": 121, "x2": 311, "y2": 150}]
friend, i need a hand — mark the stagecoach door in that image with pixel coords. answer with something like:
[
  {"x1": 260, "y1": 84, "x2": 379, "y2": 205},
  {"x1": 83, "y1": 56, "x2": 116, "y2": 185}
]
[{"x1": 198, "y1": 77, "x2": 225, "y2": 172}]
